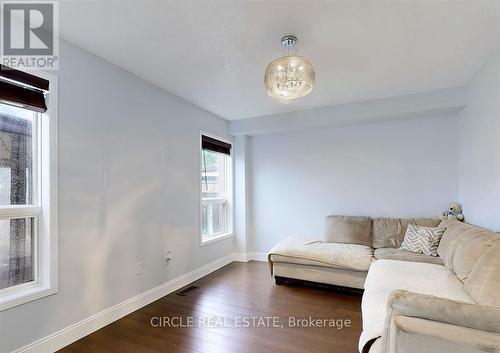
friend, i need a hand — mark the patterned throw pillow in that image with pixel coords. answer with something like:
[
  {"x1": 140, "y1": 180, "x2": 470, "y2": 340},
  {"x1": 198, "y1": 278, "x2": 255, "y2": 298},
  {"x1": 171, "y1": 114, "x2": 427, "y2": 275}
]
[{"x1": 399, "y1": 224, "x2": 446, "y2": 256}]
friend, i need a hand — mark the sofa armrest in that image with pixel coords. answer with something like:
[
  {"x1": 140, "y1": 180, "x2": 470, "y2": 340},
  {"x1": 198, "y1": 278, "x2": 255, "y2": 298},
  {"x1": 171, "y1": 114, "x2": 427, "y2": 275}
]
[
  {"x1": 386, "y1": 316, "x2": 500, "y2": 353},
  {"x1": 382, "y1": 290, "x2": 500, "y2": 353}
]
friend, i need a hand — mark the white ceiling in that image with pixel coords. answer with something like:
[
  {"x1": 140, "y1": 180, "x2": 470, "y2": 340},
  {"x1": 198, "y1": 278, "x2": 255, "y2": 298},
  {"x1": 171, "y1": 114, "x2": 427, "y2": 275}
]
[{"x1": 57, "y1": 0, "x2": 500, "y2": 120}]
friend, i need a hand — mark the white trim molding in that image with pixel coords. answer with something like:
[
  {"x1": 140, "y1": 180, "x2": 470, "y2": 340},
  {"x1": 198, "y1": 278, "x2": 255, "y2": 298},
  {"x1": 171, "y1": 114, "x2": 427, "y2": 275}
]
[
  {"x1": 232, "y1": 253, "x2": 249, "y2": 262},
  {"x1": 199, "y1": 232, "x2": 234, "y2": 247},
  {"x1": 12, "y1": 255, "x2": 235, "y2": 353},
  {"x1": 233, "y1": 252, "x2": 268, "y2": 262},
  {"x1": 10, "y1": 252, "x2": 268, "y2": 353}
]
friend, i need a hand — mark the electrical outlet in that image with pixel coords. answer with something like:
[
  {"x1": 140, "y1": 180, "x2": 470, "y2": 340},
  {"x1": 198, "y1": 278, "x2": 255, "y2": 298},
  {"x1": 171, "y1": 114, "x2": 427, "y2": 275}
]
[
  {"x1": 135, "y1": 262, "x2": 143, "y2": 275},
  {"x1": 164, "y1": 251, "x2": 173, "y2": 265}
]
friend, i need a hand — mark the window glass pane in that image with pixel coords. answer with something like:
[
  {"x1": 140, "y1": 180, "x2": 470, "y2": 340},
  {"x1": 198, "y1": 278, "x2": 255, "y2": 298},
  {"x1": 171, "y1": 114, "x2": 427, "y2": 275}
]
[
  {"x1": 0, "y1": 168, "x2": 12, "y2": 205},
  {"x1": 201, "y1": 149, "x2": 226, "y2": 199},
  {"x1": 0, "y1": 217, "x2": 35, "y2": 290},
  {"x1": 211, "y1": 201, "x2": 226, "y2": 234},
  {"x1": 201, "y1": 201, "x2": 227, "y2": 237},
  {"x1": 0, "y1": 104, "x2": 34, "y2": 205},
  {"x1": 201, "y1": 204, "x2": 209, "y2": 237}
]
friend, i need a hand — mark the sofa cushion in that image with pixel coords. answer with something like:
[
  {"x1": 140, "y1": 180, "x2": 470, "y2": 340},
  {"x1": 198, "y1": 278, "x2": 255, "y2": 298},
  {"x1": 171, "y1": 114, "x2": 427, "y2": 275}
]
[
  {"x1": 269, "y1": 237, "x2": 373, "y2": 271},
  {"x1": 359, "y1": 259, "x2": 474, "y2": 352},
  {"x1": 464, "y1": 238, "x2": 500, "y2": 307},
  {"x1": 437, "y1": 220, "x2": 498, "y2": 282},
  {"x1": 372, "y1": 217, "x2": 440, "y2": 249},
  {"x1": 374, "y1": 248, "x2": 443, "y2": 265},
  {"x1": 323, "y1": 215, "x2": 372, "y2": 247}
]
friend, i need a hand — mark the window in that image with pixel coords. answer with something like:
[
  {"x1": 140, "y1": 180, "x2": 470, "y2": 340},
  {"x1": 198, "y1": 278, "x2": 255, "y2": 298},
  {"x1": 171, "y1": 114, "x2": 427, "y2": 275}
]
[
  {"x1": 200, "y1": 134, "x2": 233, "y2": 245},
  {"x1": 0, "y1": 66, "x2": 57, "y2": 311}
]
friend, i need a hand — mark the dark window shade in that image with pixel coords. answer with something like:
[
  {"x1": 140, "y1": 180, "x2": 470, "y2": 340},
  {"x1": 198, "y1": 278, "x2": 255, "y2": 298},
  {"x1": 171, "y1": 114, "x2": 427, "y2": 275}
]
[
  {"x1": 0, "y1": 81, "x2": 47, "y2": 113},
  {"x1": 0, "y1": 65, "x2": 48, "y2": 113},
  {"x1": 202, "y1": 135, "x2": 231, "y2": 155},
  {"x1": 0, "y1": 65, "x2": 49, "y2": 91}
]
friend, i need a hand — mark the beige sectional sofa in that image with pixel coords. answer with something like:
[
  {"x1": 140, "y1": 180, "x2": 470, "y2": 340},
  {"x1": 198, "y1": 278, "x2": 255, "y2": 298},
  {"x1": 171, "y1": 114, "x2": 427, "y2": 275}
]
[
  {"x1": 268, "y1": 216, "x2": 500, "y2": 353},
  {"x1": 269, "y1": 216, "x2": 441, "y2": 289}
]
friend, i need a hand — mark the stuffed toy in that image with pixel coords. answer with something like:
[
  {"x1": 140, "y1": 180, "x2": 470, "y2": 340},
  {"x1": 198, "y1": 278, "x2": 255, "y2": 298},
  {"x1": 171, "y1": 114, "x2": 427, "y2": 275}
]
[{"x1": 439, "y1": 203, "x2": 464, "y2": 221}]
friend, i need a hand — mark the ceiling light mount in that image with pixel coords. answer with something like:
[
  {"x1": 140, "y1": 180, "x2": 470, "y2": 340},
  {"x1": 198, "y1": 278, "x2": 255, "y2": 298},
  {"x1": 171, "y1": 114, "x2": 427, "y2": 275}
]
[{"x1": 281, "y1": 35, "x2": 297, "y2": 47}]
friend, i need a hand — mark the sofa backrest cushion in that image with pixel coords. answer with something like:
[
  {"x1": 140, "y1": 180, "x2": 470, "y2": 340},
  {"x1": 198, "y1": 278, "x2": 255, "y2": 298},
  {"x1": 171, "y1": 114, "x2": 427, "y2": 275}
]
[
  {"x1": 323, "y1": 215, "x2": 372, "y2": 247},
  {"x1": 464, "y1": 239, "x2": 500, "y2": 307},
  {"x1": 374, "y1": 247, "x2": 444, "y2": 265},
  {"x1": 372, "y1": 217, "x2": 440, "y2": 249},
  {"x1": 437, "y1": 219, "x2": 499, "y2": 282}
]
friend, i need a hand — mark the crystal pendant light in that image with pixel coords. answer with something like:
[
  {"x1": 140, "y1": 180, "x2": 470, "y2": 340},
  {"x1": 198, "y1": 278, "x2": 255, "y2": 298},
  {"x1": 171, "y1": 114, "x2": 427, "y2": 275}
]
[{"x1": 264, "y1": 35, "x2": 315, "y2": 101}]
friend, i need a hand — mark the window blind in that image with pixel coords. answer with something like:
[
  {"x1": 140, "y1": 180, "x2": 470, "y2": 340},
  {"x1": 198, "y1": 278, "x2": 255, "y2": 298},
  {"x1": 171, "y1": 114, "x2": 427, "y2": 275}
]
[
  {"x1": 201, "y1": 135, "x2": 231, "y2": 155},
  {"x1": 0, "y1": 65, "x2": 49, "y2": 113}
]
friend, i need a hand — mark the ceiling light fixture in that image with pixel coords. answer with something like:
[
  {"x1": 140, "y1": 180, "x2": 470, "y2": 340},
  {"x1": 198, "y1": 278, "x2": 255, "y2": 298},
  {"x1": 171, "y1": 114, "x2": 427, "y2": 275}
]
[{"x1": 264, "y1": 35, "x2": 315, "y2": 101}]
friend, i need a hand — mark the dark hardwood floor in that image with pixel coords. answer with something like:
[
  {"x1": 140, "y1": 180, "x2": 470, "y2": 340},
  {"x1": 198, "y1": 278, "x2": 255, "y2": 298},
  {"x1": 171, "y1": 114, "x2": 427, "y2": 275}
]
[{"x1": 58, "y1": 261, "x2": 362, "y2": 353}]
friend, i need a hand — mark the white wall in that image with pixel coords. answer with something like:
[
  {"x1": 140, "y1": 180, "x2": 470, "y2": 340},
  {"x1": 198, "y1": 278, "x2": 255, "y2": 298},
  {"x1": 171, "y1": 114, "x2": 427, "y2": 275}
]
[
  {"x1": 458, "y1": 48, "x2": 500, "y2": 231},
  {"x1": 248, "y1": 115, "x2": 459, "y2": 253},
  {"x1": 230, "y1": 87, "x2": 465, "y2": 135},
  {"x1": 0, "y1": 40, "x2": 234, "y2": 353}
]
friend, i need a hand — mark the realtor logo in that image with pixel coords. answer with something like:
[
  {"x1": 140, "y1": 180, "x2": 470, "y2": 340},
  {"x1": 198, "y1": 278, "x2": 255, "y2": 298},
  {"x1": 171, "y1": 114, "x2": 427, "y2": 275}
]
[{"x1": 1, "y1": 1, "x2": 59, "y2": 70}]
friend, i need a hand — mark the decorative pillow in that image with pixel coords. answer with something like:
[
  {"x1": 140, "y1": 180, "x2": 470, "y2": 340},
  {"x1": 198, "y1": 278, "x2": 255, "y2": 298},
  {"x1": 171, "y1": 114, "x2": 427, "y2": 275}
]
[{"x1": 399, "y1": 224, "x2": 446, "y2": 256}]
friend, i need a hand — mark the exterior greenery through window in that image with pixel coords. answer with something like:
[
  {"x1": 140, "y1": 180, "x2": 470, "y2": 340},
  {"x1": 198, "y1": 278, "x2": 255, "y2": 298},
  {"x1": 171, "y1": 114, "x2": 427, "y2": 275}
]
[{"x1": 200, "y1": 135, "x2": 232, "y2": 243}]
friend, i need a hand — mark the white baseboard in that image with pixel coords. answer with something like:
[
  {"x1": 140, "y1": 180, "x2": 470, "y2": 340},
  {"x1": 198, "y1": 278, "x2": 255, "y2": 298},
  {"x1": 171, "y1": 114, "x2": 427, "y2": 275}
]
[
  {"x1": 233, "y1": 252, "x2": 268, "y2": 262},
  {"x1": 232, "y1": 252, "x2": 249, "y2": 262},
  {"x1": 248, "y1": 252, "x2": 268, "y2": 262},
  {"x1": 13, "y1": 254, "x2": 235, "y2": 353},
  {"x1": 12, "y1": 252, "x2": 268, "y2": 353}
]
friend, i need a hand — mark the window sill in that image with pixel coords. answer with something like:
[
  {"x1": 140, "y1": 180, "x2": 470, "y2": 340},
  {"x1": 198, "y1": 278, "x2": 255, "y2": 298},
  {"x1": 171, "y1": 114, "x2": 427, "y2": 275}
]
[
  {"x1": 200, "y1": 232, "x2": 234, "y2": 247},
  {"x1": 0, "y1": 283, "x2": 57, "y2": 311}
]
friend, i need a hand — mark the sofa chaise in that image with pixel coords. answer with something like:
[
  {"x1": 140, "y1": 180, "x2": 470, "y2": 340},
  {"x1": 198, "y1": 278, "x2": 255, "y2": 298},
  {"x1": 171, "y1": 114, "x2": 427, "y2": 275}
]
[
  {"x1": 269, "y1": 216, "x2": 441, "y2": 289},
  {"x1": 268, "y1": 216, "x2": 500, "y2": 353}
]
